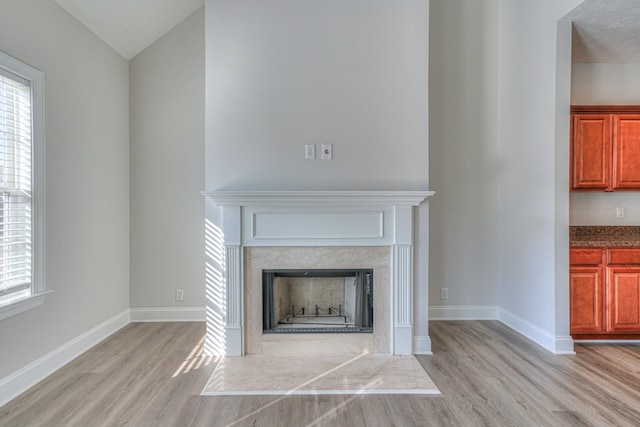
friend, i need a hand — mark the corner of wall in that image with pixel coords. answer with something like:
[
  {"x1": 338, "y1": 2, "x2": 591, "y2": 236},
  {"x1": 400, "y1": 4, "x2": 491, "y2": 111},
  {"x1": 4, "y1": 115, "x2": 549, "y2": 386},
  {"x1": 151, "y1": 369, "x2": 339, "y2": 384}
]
[{"x1": 0, "y1": 310, "x2": 130, "y2": 407}]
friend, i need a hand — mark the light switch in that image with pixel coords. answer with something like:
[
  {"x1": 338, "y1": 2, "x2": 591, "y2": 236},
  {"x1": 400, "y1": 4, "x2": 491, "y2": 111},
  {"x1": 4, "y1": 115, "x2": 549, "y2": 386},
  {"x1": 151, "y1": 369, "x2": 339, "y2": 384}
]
[{"x1": 305, "y1": 144, "x2": 315, "y2": 160}]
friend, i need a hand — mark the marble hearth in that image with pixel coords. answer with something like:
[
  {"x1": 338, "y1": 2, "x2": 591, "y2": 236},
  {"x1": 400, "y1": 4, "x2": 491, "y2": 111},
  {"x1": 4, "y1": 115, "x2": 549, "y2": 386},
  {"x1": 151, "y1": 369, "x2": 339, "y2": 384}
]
[{"x1": 203, "y1": 191, "x2": 434, "y2": 357}]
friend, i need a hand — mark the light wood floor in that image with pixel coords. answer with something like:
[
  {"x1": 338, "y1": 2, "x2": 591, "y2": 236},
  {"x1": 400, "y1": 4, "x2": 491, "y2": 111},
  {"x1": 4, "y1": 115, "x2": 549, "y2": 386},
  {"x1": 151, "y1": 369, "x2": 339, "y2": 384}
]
[{"x1": 1, "y1": 321, "x2": 640, "y2": 426}]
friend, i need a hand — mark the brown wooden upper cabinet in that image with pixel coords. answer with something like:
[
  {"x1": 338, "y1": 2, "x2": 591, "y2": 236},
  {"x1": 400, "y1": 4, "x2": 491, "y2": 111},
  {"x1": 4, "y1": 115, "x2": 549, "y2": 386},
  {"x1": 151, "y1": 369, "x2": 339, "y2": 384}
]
[{"x1": 571, "y1": 106, "x2": 640, "y2": 191}]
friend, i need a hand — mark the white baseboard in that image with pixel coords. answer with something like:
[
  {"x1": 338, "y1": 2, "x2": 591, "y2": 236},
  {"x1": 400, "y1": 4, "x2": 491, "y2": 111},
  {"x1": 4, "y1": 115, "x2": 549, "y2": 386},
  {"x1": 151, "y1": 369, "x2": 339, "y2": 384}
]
[
  {"x1": 429, "y1": 305, "x2": 498, "y2": 320},
  {"x1": 429, "y1": 305, "x2": 575, "y2": 354},
  {"x1": 0, "y1": 309, "x2": 130, "y2": 408},
  {"x1": 130, "y1": 307, "x2": 205, "y2": 322},
  {"x1": 413, "y1": 335, "x2": 432, "y2": 355},
  {"x1": 497, "y1": 308, "x2": 575, "y2": 355},
  {"x1": 553, "y1": 335, "x2": 576, "y2": 354}
]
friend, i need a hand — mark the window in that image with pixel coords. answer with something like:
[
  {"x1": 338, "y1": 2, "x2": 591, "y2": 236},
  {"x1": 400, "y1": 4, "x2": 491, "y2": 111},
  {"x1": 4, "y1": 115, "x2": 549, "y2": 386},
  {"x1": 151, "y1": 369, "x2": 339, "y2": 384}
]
[{"x1": 0, "y1": 51, "x2": 45, "y2": 320}]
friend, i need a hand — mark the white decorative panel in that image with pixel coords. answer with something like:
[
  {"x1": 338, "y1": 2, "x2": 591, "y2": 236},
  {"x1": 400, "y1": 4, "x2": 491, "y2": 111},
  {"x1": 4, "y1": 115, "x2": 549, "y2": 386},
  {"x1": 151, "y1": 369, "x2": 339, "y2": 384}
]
[
  {"x1": 394, "y1": 205, "x2": 413, "y2": 245},
  {"x1": 222, "y1": 206, "x2": 242, "y2": 245},
  {"x1": 244, "y1": 208, "x2": 389, "y2": 246}
]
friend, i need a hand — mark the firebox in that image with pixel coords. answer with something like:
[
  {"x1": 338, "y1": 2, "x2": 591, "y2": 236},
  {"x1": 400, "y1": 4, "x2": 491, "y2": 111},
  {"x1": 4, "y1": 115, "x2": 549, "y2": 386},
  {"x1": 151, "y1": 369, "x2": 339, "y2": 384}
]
[{"x1": 262, "y1": 269, "x2": 373, "y2": 333}]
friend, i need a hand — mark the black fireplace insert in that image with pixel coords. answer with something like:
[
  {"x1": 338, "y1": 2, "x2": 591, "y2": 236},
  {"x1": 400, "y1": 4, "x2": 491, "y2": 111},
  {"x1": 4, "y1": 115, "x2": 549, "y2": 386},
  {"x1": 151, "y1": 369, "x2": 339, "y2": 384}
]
[{"x1": 262, "y1": 269, "x2": 373, "y2": 333}]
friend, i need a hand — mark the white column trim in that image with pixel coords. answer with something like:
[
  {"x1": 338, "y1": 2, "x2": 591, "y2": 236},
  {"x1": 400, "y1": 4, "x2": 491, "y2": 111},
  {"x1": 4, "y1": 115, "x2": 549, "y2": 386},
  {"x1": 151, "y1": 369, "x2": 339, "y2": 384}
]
[
  {"x1": 225, "y1": 245, "x2": 243, "y2": 356},
  {"x1": 393, "y1": 244, "x2": 413, "y2": 355}
]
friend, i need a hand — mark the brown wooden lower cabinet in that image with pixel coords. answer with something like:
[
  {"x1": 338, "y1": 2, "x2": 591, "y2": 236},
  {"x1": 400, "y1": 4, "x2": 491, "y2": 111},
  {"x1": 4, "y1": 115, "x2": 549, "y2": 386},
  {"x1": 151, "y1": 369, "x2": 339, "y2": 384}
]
[
  {"x1": 570, "y1": 247, "x2": 640, "y2": 339},
  {"x1": 570, "y1": 266, "x2": 605, "y2": 334},
  {"x1": 607, "y1": 267, "x2": 640, "y2": 333}
]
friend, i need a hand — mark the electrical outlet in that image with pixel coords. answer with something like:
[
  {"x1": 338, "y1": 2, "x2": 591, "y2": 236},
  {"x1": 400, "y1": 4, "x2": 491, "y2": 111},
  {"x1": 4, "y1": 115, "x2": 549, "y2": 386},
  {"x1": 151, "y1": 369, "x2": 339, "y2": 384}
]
[
  {"x1": 441, "y1": 288, "x2": 449, "y2": 300},
  {"x1": 176, "y1": 288, "x2": 184, "y2": 301},
  {"x1": 321, "y1": 144, "x2": 333, "y2": 160},
  {"x1": 616, "y1": 207, "x2": 625, "y2": 219},
  {"x1": 305, "y1": 144, "x2": 315, "y2": 159}
]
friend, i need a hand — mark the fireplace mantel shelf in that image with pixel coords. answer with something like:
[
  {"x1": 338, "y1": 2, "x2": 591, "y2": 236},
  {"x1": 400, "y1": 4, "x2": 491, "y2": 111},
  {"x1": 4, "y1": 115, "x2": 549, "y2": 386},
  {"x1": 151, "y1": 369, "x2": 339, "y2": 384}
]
[{"x1": 203, "y1": 190, "x2": 435, "y2": 206}]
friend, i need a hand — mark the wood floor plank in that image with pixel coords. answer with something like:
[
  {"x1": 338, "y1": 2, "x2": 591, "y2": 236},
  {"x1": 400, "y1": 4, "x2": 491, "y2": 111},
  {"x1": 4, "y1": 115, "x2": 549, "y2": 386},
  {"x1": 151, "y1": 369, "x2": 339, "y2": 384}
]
[{"x1": 2, "y1": 320, "x2": 640, "y2": 426}]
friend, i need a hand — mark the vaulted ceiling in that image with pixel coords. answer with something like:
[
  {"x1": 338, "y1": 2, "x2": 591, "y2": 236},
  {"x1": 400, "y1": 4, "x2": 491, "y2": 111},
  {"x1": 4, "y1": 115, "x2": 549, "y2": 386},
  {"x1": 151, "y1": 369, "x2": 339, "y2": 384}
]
[
  {"x1": 53, "y1": 0, "x2": 203, "y2": 60},
  {"x1": 52, "y1": 0, "x2": 639, "y2": 63}
]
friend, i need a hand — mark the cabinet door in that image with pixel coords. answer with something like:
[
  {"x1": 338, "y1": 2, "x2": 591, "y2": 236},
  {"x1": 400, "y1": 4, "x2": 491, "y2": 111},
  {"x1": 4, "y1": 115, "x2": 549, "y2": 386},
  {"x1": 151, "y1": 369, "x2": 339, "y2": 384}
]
[
  {"x1": 570, "y1": 267, "x2": 605, "y2": 334},
  {"x1": 613, "y1": 115, "x2": 640, "y2": 189},
  {"x1": 607, "y1": 267, "x2": 640, "y2": 333},
  {"x1": 571, "y1": 114, "x2": 612, "y2": 190}
]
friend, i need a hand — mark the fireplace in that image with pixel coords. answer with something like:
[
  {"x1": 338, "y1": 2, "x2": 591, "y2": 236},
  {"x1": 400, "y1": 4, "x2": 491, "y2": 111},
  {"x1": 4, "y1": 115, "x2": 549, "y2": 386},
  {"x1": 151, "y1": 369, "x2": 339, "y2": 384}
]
[
  {"x1": 203, "y1": 191, "x2": 434, "y2": 356},
  {"x1": 263, "y1": 269, "x2": 374, "y2": 333}
]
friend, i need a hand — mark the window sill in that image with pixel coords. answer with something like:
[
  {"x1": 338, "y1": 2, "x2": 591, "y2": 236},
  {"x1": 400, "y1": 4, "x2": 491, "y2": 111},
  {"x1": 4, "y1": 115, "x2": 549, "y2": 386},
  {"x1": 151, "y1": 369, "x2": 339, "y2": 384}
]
[{"x1": 0, "y1": 291, "x2": 52, "y2": 321}]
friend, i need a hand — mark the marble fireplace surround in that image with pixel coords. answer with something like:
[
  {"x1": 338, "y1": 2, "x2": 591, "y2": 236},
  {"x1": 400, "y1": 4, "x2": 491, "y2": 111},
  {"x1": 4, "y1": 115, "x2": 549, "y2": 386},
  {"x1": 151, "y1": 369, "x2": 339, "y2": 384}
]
[
  {"x1": 204, "y1": 191, "x2": 434, "y2": 357},
  {"x1": 245, "y1": 246, "x2": 389, "y2": 355}
]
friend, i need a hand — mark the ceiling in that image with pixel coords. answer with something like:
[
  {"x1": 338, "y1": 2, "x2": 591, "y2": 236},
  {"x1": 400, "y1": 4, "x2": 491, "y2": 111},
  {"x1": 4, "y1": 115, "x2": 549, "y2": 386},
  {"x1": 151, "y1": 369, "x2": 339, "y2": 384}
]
[
  {"x1": 53, "y1": 0, "x2": 204, "y2": 60},
  {"x1": 52, "y1": 0, "x2": 639, "y2": 63},
  {"x1": 568, "y1": 0, "x2": 640, "y2": 63}
]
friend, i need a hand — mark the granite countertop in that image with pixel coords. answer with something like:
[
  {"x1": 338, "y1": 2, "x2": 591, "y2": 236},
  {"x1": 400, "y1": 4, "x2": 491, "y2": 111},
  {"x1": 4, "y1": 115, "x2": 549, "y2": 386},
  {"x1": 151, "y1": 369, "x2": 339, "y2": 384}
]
[{"x1": 570, "y1": 226, "x2": 640, "y2": 247}]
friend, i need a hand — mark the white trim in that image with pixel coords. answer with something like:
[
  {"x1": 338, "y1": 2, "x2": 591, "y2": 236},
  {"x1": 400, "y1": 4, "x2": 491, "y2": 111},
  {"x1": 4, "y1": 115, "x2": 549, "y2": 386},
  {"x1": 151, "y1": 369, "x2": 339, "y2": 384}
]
[
  {"x1": 30, "y1": 54, "x2": 46, "y2": 301},
  {"x1": 203, "y1": 190, "x2": 435, "y2": 207},
  {"x1": 0, "y1": 310, "x2": 130, "y2": 407},
  {"x1": 225, "y1": 246, "x2": 242, "y2": 326},
  {"x1": 413, "y1": 335, "x2": 432, "y2": 355},
  {"x1": 393, "y1": 245, "x2": 413, "y2": 355},
  {"x1": 129, "y1": 307, "x2": 205, "y2": 322},
  {"x1": 0, "y1": 291, "x2": 51, "y2": 321},
  {"x1": 242, "y1": 206, "x2": 393, "y2": 247},
  {"x1": 429, "y1": 306, "x2": 576, "y2": 354},
  {"x1": 553, "y1": 336, "x2": 576, "y2": 355},
  {"x1": 0, "y1": 50, "x2": 46, "y2": 309},
  {"x1": 248, "y1": 208, "x2": 388, "y2": 243},
  {"x1": 204, "y1": 190, "x2": 434, "y2": 357},
  {"x1": 429, "y1": 305, "x2": 499, "y2": 320},
  {"x1": 497, "y1": 308, "x2": 576, "y2": 355}
]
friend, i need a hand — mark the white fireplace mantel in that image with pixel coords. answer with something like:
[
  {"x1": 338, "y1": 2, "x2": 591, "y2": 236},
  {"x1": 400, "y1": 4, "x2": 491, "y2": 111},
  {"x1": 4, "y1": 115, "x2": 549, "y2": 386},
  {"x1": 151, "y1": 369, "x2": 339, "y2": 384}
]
[
  {"x1": 203, "y1": 190, "x2": 434, "y2": 356},
  {"x1": 203, "y1": 190, "x2": 434, "y2": 206}
]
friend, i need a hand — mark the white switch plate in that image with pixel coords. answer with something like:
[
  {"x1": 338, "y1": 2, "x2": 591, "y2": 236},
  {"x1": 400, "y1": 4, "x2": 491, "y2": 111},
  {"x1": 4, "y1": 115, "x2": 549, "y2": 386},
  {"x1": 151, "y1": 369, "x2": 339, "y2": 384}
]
[
  {"x1": 321, "y1": 144, "x2": 333, "y2": 160},
  {"x1": 441, "y1": 288, "x2": 448, "y2": 300},
  {"x1": 305, "y1": 144, "x2": 315, "y2": 160},
  {"x1": 176, "y1": 289, "x2": 184, "y2": 301},
  {"x1": 617, "y1": 207, "x2": 625, "y2": 219}
]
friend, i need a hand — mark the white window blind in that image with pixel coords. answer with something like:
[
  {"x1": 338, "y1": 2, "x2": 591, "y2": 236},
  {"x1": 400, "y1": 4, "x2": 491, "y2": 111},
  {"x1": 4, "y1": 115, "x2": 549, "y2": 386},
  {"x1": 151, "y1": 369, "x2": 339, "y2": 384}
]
[
  {"x1": 0, "y1": 67, "x2": 32, "y2": 302},
  {"x1": 0, "y1": 51, "x2": 44, "y2": 319}
]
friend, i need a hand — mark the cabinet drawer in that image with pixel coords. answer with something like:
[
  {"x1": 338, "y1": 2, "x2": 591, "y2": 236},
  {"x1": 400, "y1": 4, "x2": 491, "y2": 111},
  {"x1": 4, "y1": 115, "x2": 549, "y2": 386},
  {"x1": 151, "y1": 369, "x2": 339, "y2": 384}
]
[
  {"x1": 608, "y1": 249, "x2": 640, "y2": 265},
  {"x1": 570, "y1": 248, "x2": 604, "y2": 265}
]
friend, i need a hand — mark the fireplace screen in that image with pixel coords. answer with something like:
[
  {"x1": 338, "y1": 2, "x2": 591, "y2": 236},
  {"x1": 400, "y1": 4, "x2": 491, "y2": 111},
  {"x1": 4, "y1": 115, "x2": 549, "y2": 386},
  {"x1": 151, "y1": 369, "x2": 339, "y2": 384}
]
[{"x1": 263, "y1": 269, "x2": 373, "y2": 333}]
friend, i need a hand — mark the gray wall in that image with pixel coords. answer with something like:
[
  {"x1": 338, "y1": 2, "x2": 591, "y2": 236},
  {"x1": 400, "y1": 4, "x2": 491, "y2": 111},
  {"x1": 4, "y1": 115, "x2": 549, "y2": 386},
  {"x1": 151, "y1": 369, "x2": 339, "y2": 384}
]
[
  {"x1": 497, "y1": 0, "x2": 583, "y2": 347},
  {"x1": 1, "y1": 0, "x2": 604, "y2": 387},
  {"x1": 204, "y1": 0, "x2": 431, "y2": 342},
  {"x1": 129, "y1": 9, "x2": 205, "y2": 310},
  {"x1": 429, "y1": 0, "x2": 500, "y2": 313},
  {"x1": 205, "y1": 0, "x2": 430, "y2": 192},
  {"x1": 0, "y1": 0, "x2": 130, "y2": 378},
  {"x1": 430, "y1": 0, "x2": 585, "y2": 350}
]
